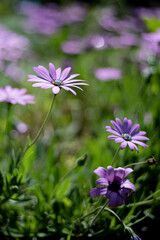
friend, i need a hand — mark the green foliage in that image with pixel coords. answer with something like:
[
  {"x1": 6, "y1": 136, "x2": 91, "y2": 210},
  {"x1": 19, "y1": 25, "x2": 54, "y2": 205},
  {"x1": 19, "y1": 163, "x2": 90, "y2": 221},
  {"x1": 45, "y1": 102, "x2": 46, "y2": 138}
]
[{"x1": 0, "y1": 1, "x2": 160, "y2": 240}]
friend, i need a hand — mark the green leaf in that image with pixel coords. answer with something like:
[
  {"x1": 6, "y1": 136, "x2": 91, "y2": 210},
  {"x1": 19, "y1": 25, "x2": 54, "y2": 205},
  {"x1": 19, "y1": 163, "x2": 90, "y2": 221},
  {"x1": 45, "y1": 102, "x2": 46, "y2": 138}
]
[{"x1": 55, "y1": 178, "x2": 71, "y2": 201}]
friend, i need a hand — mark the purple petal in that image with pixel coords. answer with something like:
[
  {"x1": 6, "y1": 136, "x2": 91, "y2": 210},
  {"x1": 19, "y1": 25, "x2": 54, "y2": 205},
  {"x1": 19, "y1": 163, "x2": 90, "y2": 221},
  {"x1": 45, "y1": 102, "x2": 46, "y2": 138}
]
[
  {"x1": 56, "y1": 68, "x2": 61, "y2": 79},
  {"x1": 61, "y1": 86, "x2": 77, "y2": 95},
  {"x1": 106, "y1": 190, "x2": 123, "y2": 207},
  {"x1": 52, "y1": 86, "x2": 60, "y2": 94},
  {"x1": 132, "y1": 140, "x2": 149, "y2": 148},
  {"x1": 107, "y1": 166, "x2": 114, "y2": 182},
  {"x1": 114, "y1": 167, "x2": 125, "y2": 180},
  {"x1": 32, "y1": 83, "x2": 44, "y2": 87},
  {"x1": 115, "y1": 118, "x2": 123, "y2": 131},
  {"x1": 33, "y1": 66, "x2": 52, "y2": 82},
  {"x1": 90, "y1": 187, "x2": 107, "y2": 197},
  {"x1": 63, "y1": 74, "x2": 80, "y2": 81},
  {"x1": 127, "y1": 119, "x2": 132, "y2": 132},
  {"x1": 94, "y1": 167, "x2": 108, "y2": 178},
  {"x1": 130, "y1": 124, "x2": 140, "y2": 135},
  {"x1": 40, "y1": 84, "x2": 53, "y2": 89},
  {"x1": 127, "y1": 141, "x2": 135, "y2": 151},
  {"x1": 110, "y1": 120, "x2": 123, "y2": 134},
  {"x1": 60, "y1": 67, "x2": 71, "y2": 81},
  {"x1": 121, "y1": 179, "x2": 136, "y2": 191},
  {"x1": 49, "y1": 63, "x2": 56, "y2": 80},
  {"x1": 124, "y1": 168, "x2": 134, "y2": 177},
  {"x1": 108, "y1": 135, "x2": 118, "y2": 139},
  {"x1": 133, "y1": 131, "x2": 146, "y2": 136},
  {"x1": 105, "y1": 127, "x2": 121, "y2": 137},
  {"x1": 96, "y1": 178, "x2": 109, "y2": 186},
  {"x1": 132, "y1": 136, "x2": 149, "y2": 141},
  {"x1": 115, "y1": 137, "x2": 124, "y2": 143},
  {"x1": 120, "y1": 141, "x2": 127, "y2": 149}
]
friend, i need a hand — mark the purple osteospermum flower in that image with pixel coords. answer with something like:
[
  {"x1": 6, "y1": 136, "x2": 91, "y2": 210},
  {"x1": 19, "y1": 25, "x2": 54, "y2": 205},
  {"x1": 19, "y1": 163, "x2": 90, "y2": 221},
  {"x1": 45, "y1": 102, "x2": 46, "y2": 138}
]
[
  {"x1": 105, "y1": 117, "x2": 149, "y2": 152},
  {"x1": 27, "y1": 63, "x2": 88, "y2": 95},
  {"x1": 0, "y1": 85, "x2": 35, "y2": 105},
  {"x1": 90, "y1": 166, "x2": 135, "y2": 207}
]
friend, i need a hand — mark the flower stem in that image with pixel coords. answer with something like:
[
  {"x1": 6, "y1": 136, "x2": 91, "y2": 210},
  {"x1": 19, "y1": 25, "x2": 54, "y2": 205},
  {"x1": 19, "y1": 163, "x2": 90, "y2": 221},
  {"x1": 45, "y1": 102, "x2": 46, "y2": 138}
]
[
  {"x1": 124, "y1": 161, "x2": 147, "y2": 168},
  {"x1": 18, "y1": 95, "x2": 56, "y2": 165},
  {"x1": 112, "y1": 145, "x2": 121, "y2": 166},
  {"x1": 90, "y1": 200, "x2": 109, "y2": 227},
  {"x1": 104, "y1": 207, "x2": 126, "y2": 229}
]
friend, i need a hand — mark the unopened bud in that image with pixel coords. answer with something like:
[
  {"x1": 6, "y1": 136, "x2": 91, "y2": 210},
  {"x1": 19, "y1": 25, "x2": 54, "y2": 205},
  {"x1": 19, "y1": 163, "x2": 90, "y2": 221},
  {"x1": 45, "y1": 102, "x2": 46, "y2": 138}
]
[
  {"x1": 147, "y1": 156, "x2": 158, "y2": 165},
  {"x1": 76, "y1": 154, "x2": 88, "y2": 166}
]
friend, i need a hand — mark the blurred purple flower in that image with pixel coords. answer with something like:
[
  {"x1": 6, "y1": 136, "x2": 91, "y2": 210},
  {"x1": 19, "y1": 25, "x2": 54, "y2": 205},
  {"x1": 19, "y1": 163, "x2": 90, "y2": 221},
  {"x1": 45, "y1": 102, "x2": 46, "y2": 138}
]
[
  {"x1": 130, "y1": 234, "x2": 142, "y2": 240},
  {"x1": 28, "y1": 63, "x2": 88, "y2": 95},
  {"x1": 4, "y1": 63, "x2": 24, "y2": 82},
  {"x1": 90, "y1": 165, "x2": 135, "y2": 207},
  {"x1": 0, "y1": 85, "x2": 35, "y2": 105},
  {"x1": 94, "y1": 68, "x2": 122, "y2": 81},
  {"x1": 0, "y1": 24, "x2": 30, "y2": 62},
  {"x1": 19, "y1": 2, "x2": 86, "y2": 35},
  {"x1": 105, "y1": 117, "x2": 149, "y2": 152},
  {"x1": 61, "y1": 39, "x2": 85, "y2": 55}
]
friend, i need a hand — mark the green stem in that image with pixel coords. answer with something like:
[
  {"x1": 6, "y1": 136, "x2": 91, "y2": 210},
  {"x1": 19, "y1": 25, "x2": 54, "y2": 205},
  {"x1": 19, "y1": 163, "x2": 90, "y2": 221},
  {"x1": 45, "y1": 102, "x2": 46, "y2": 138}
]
[
  {"x1": 124, "y1": 161, "x2": 147, "y2": 168},
  {"x1": 18, "y1": 95, "x2": 56, "y2": 165},
  {"x1": 90, "y1": 200, "x2": 109, "y2": 226},
  {"x1": 112, "y1": 145, "x2": 121, "y2": 166},
  {"x1": 104, "y1": 207, "x2": 126, "y2": 229}
]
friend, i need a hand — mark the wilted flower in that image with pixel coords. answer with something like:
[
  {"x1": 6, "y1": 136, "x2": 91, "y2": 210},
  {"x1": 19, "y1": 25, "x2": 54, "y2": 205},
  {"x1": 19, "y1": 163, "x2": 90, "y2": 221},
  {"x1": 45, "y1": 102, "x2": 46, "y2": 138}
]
[
  {"x1": 105, "y1": 117, "x2": 149, "y2": 152},
  {"x1": 90, "y1": 166, "x2": 135, "y2": 207},
  {"x1": 27, "y1": 63, "x2": 88, "y2": 95},
  {"x1": 0, "y1": 85, "x2": 35, "y2": 105},
  {"x1": 94, "y1": 67, "x2": 122, "y2": 81}
]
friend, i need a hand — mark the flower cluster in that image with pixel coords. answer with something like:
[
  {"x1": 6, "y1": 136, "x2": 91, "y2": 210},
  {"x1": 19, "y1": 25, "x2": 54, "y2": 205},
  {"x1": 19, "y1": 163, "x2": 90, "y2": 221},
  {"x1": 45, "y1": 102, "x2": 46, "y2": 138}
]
[{"x1": 90, "y1": 117, "x2": 149, "y2": 210}]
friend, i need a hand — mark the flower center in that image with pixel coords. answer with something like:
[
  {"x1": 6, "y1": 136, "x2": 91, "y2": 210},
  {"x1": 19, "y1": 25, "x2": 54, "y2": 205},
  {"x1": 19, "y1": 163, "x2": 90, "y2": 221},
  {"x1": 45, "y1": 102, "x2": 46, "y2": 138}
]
[
  {"x1": 53, "y1": 80, "x2": 62, "y2": 86},
  {"x1": 122, "y1": 133, "x2": 132, "y2": 141},
  {"x1": 108, "y1": 181, "x2": 120, "y2": 192}
]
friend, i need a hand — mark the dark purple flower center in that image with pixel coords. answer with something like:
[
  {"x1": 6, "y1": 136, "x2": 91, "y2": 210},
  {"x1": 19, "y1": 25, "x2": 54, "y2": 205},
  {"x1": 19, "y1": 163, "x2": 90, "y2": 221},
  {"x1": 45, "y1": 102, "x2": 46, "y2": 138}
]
[
  {"x1": 122, "y1": 133, "x2": 132, "y2": 141},
  {"x1": 108, "y1": 181, "x2": 121, "y2": 192},
  {"x1": 53, "y1": 80, "x2": 62, "y2": 86}
]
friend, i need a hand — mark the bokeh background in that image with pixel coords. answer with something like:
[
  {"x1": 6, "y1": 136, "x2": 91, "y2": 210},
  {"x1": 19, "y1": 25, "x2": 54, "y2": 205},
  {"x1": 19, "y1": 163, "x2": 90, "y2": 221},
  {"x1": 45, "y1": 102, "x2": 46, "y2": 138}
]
[{"x1": 0, "y1": 0, "x2": 160, "y2": 239}]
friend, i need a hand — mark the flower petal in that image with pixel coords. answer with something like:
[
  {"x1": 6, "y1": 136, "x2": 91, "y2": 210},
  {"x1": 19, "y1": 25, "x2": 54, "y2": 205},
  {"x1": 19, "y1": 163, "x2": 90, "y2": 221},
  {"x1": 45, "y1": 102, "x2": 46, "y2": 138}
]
[
  {"x1": 60, "y1": 67, "x2": 71, "y2": 80},
  {"x1": 90, "y1": 187, "x2": 107, "y2": 197},
  {"x1": 132, "y1": 140, "x2": 149, "y2": 148},
  {"x1": 110, "y1": 120, "x2": 123, "y2": 134},
  {"x1": 94, "y1": 167, "x2": 107, "y2": 178},
  {"x1": 96, "y1": 178, "x2": 109, "y2": 186},
  {"x1": 132, "y1": 136, "x2": 149, "y2": 141},
  {"x1": 121, "y1": 179, "x2": 136, "y2": 191},
  {"x1": 49, "y1": 63, "x2": 56, "y2": 79},
  {"x1": 106, "y1": 190, "x2": 123, "y2": 207},
  {"x1": 130, "y1": 124, "x2": 140, "y2": 135},
  {"x1": 107, "y1": 166, "x2": 115, "y2": 182},
  {"x1": 124, "y1": 168, "x2": 134, "y2": 177},
  {"x1": 120, "y1": 141, "x2": 127, "y2": 149},
  {"x1": 52, "y1": 86, "x2": 60, "y2": 94},
  {"x1": 61, "y1": 86, "x2": 77, "y2": 95}
]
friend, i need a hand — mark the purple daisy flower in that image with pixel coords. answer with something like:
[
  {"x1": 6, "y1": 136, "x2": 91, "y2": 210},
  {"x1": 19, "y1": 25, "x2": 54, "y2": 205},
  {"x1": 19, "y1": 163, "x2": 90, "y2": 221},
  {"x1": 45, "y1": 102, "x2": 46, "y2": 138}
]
[
  {"x1": 0, "y1": 85, "x2": 35, "y2": 105},
  {"x1": 90, "y1": 166, "x2": 135, "y2": 207},
  {"x1": 27, "y1": 63, "x2": 88, "y2": 95},
  {"x1": 105, "y1": 117, "x2": 149, "y2": 152}
]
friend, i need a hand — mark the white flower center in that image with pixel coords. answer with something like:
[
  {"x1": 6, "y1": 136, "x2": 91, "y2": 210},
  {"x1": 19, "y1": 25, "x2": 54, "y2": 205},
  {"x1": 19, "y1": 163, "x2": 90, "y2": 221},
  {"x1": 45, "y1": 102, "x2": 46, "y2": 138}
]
[
  {"x1": 53, "y1": 80, "x2": 62, "y2": 86},
  {"x1": 122, "y1": 133, "x2": 132, "y2": 141}
]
